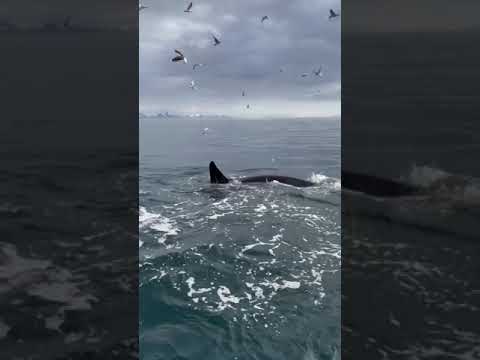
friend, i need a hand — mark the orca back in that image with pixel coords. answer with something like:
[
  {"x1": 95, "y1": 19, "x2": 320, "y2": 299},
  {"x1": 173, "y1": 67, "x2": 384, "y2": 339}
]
[
  {"x1": 209, "y1": 161, "x2": 314, "y2": 187},
  {"x1": 240, "y1": 175, "x2": 314, "y2": 187},
  {"x1": 342, "y1": 171, "x2": 420, "y2": 197}
]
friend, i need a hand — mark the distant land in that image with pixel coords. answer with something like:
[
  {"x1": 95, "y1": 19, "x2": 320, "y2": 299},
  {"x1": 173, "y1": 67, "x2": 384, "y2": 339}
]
[
  {"x1": 139, "y1": 112, "x2": 232, "y2": 119},
  {"x1": 138, "y1": 112, "x2": 339, "y2": 121}
]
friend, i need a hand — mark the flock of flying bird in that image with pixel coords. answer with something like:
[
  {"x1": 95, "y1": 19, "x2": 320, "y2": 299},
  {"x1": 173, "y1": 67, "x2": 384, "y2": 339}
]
[{"x1": 140, "y1": 1, "x2": 340, "y2": 111}]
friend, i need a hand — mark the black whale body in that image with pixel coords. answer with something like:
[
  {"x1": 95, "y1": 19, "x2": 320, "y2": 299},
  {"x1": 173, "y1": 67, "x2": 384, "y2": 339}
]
[
  {"x1": 240, "y1": 175, "x2": 315, "y2": 187},
  {"x1": 209, "y1": 161, "x2": 315, "y2": 187},
  {"x1": 210, "y1": 161, "x2": 422, "y2": 196},
  {"x1": 342, "y1": 171, "x2": 421, "y2": 197}
]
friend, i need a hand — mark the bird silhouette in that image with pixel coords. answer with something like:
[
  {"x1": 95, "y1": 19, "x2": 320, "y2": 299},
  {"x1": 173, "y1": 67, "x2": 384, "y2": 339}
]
[
  {"x1": 313, "y1": 66, "x2": 323, "y2": 76},
  {"x1": 172, "y1": 49, "x2": 187, "y2": 63},
  {"x1": 329, "y1": 9, "x2": 339, "y2": 20},
  {"x1": 212, "y1": 34, "x2": 221, "y2": 46},
  {"x1": 64, "y1": 16, "x2": 72, "y2": 29}
]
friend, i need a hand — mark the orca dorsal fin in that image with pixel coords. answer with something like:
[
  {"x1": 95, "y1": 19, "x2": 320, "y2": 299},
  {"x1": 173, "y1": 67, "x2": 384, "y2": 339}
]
[{"x1": 209, "y1": 161, "x2": 230, "y2": 184}]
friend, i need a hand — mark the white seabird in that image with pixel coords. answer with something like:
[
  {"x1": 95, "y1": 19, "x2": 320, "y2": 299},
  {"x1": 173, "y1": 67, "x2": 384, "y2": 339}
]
[
  {"x1": 184, "y1": 2, "x2": 193, "y2": 13},
  {"x1": 261, "y1": 16, "x2": 269, "y2": 23},
  {"x1": 313, "y1": 66, "x2": 323, "y2": 76},
  {"x1": 212, "y1": 34, "x2": 221, "y2": 46},
  {"x1": 172, "y1": 49, "x2": 187, "y2": 63},
  {"x1": 192, "y1": 63, "x2": 204, "y2": 70}
]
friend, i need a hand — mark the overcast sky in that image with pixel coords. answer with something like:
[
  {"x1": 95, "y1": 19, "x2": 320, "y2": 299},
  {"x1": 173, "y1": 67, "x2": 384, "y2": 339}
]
[{"x1": 140, "y1": 0, "x2": 341, "y2": 118}]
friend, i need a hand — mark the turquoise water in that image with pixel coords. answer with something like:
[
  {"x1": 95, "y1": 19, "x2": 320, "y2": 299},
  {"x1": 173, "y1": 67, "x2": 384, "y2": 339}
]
[{"x1": 140, "y1": 118, "x2": 340, "y2": 360}]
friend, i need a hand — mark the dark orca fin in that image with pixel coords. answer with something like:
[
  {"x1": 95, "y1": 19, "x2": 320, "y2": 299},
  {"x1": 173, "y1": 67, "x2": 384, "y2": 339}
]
[{"x1": 209, "y1": 161, "x2": 230, "y2": 184}]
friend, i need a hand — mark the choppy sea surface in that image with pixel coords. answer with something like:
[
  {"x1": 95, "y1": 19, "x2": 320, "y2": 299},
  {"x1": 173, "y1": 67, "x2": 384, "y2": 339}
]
[
  {"x1": 139, "y1": 117, "x2": 341, "y2": 360},
  {"x1": 0, "y1": 150, "x2": 138, "y2": 359},
  {"x1": 343, "y1": 165, "x2": 480, "y2": 358},
  {"x1": 343, "y1": 31, "x2": 480, "y2": 357}
]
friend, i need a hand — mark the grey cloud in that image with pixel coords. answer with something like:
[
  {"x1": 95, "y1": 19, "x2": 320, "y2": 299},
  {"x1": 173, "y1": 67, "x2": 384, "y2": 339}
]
[{"x1": 140, "y1": 0, "x2": 341, "y2": 118}]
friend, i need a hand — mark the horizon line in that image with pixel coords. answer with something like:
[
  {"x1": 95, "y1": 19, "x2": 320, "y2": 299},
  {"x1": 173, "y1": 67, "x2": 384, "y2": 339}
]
[{"x1": 139, "y1": 113, "x2": 341, "y2": 121}]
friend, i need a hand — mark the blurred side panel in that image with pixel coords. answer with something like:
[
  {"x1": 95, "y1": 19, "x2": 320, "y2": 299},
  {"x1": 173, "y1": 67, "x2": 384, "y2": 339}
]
[
  {"x1": 0, "y1": 1, "x2": 139, "y2": 359},
  {"x1": 342, "y1": 0, "x2": 480, "y2": 358}
]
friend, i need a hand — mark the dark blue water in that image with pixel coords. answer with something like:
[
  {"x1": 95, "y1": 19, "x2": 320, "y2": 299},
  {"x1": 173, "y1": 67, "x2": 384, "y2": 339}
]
[
  {"x1": 140, "y1": 117, "x2": 340, "y2": 360},
  {"x1": 0, "y1": 150, "x2": 138, "y2": 359}
]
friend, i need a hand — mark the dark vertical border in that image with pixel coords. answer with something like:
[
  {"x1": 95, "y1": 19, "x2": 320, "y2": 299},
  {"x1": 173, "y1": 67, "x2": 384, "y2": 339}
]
[
  {"x1": 0, "y1": 2, "x2": 138, "y2": 359},
  {"x1": 342, "y1": 1, "x2": 480, "y2": 358}
]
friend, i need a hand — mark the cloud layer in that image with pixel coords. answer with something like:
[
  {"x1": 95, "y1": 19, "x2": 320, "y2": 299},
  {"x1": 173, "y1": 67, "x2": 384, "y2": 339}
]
[{"x1": 140, "y1": 0, "x2": 341, "y2": 118}]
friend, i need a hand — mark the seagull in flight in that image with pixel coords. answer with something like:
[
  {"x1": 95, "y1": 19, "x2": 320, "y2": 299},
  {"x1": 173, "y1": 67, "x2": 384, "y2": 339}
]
[
  {"x1": 172, "y1": 49, "x2": 187, "y2": 63},
  {"x1": 212, "y1": 34, "x2": 221, "y2": 46},
  {"x1": 184, "y1": 2, "x2": 193, "y2": 13},
  {"x1": 261, "y1": 16, "x2": 269, "y2": 23},
  {"x1": 192, "y1": 63, "x2": 204, "y2": 70},
  {"x1": 64, "y1": 16, "x2": 72, "y2": 29},
  {"x1": 313, "y1": 66, "x2": 323, "y2": 76},
  {"x1": 139, "y1": 3, "x2": 148, "y2": 11},
  {"x1": 202, "y1": 128, "x2": 209, "y2": 135},
  {"x1": 329, "y1": 9, "x2": 339, "y2": 20},
  {"x1": 301, "y1": 73, "x2": 309, "y2": 78},
  {"x1": 190, "y1": 80, "x2": 197, "y2": 90}
]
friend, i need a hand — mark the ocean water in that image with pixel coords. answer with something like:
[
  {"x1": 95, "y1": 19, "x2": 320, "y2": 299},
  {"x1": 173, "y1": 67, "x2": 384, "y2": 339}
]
[
  {"x1": 1, "y1": 30, "x2": 138, "y2": 359},
  {"x1": 0, "y1": 150, "x2": 138, "y2": 359},
  {"x1": 343, "y1": 165, "x2": 480, "y2": 358},
  {"x1": 342, "y1": 31, "x2": 480, "y2": 356},
  {"x1": 139, "y1": 117, "x2": 341, "y2": 360}
]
